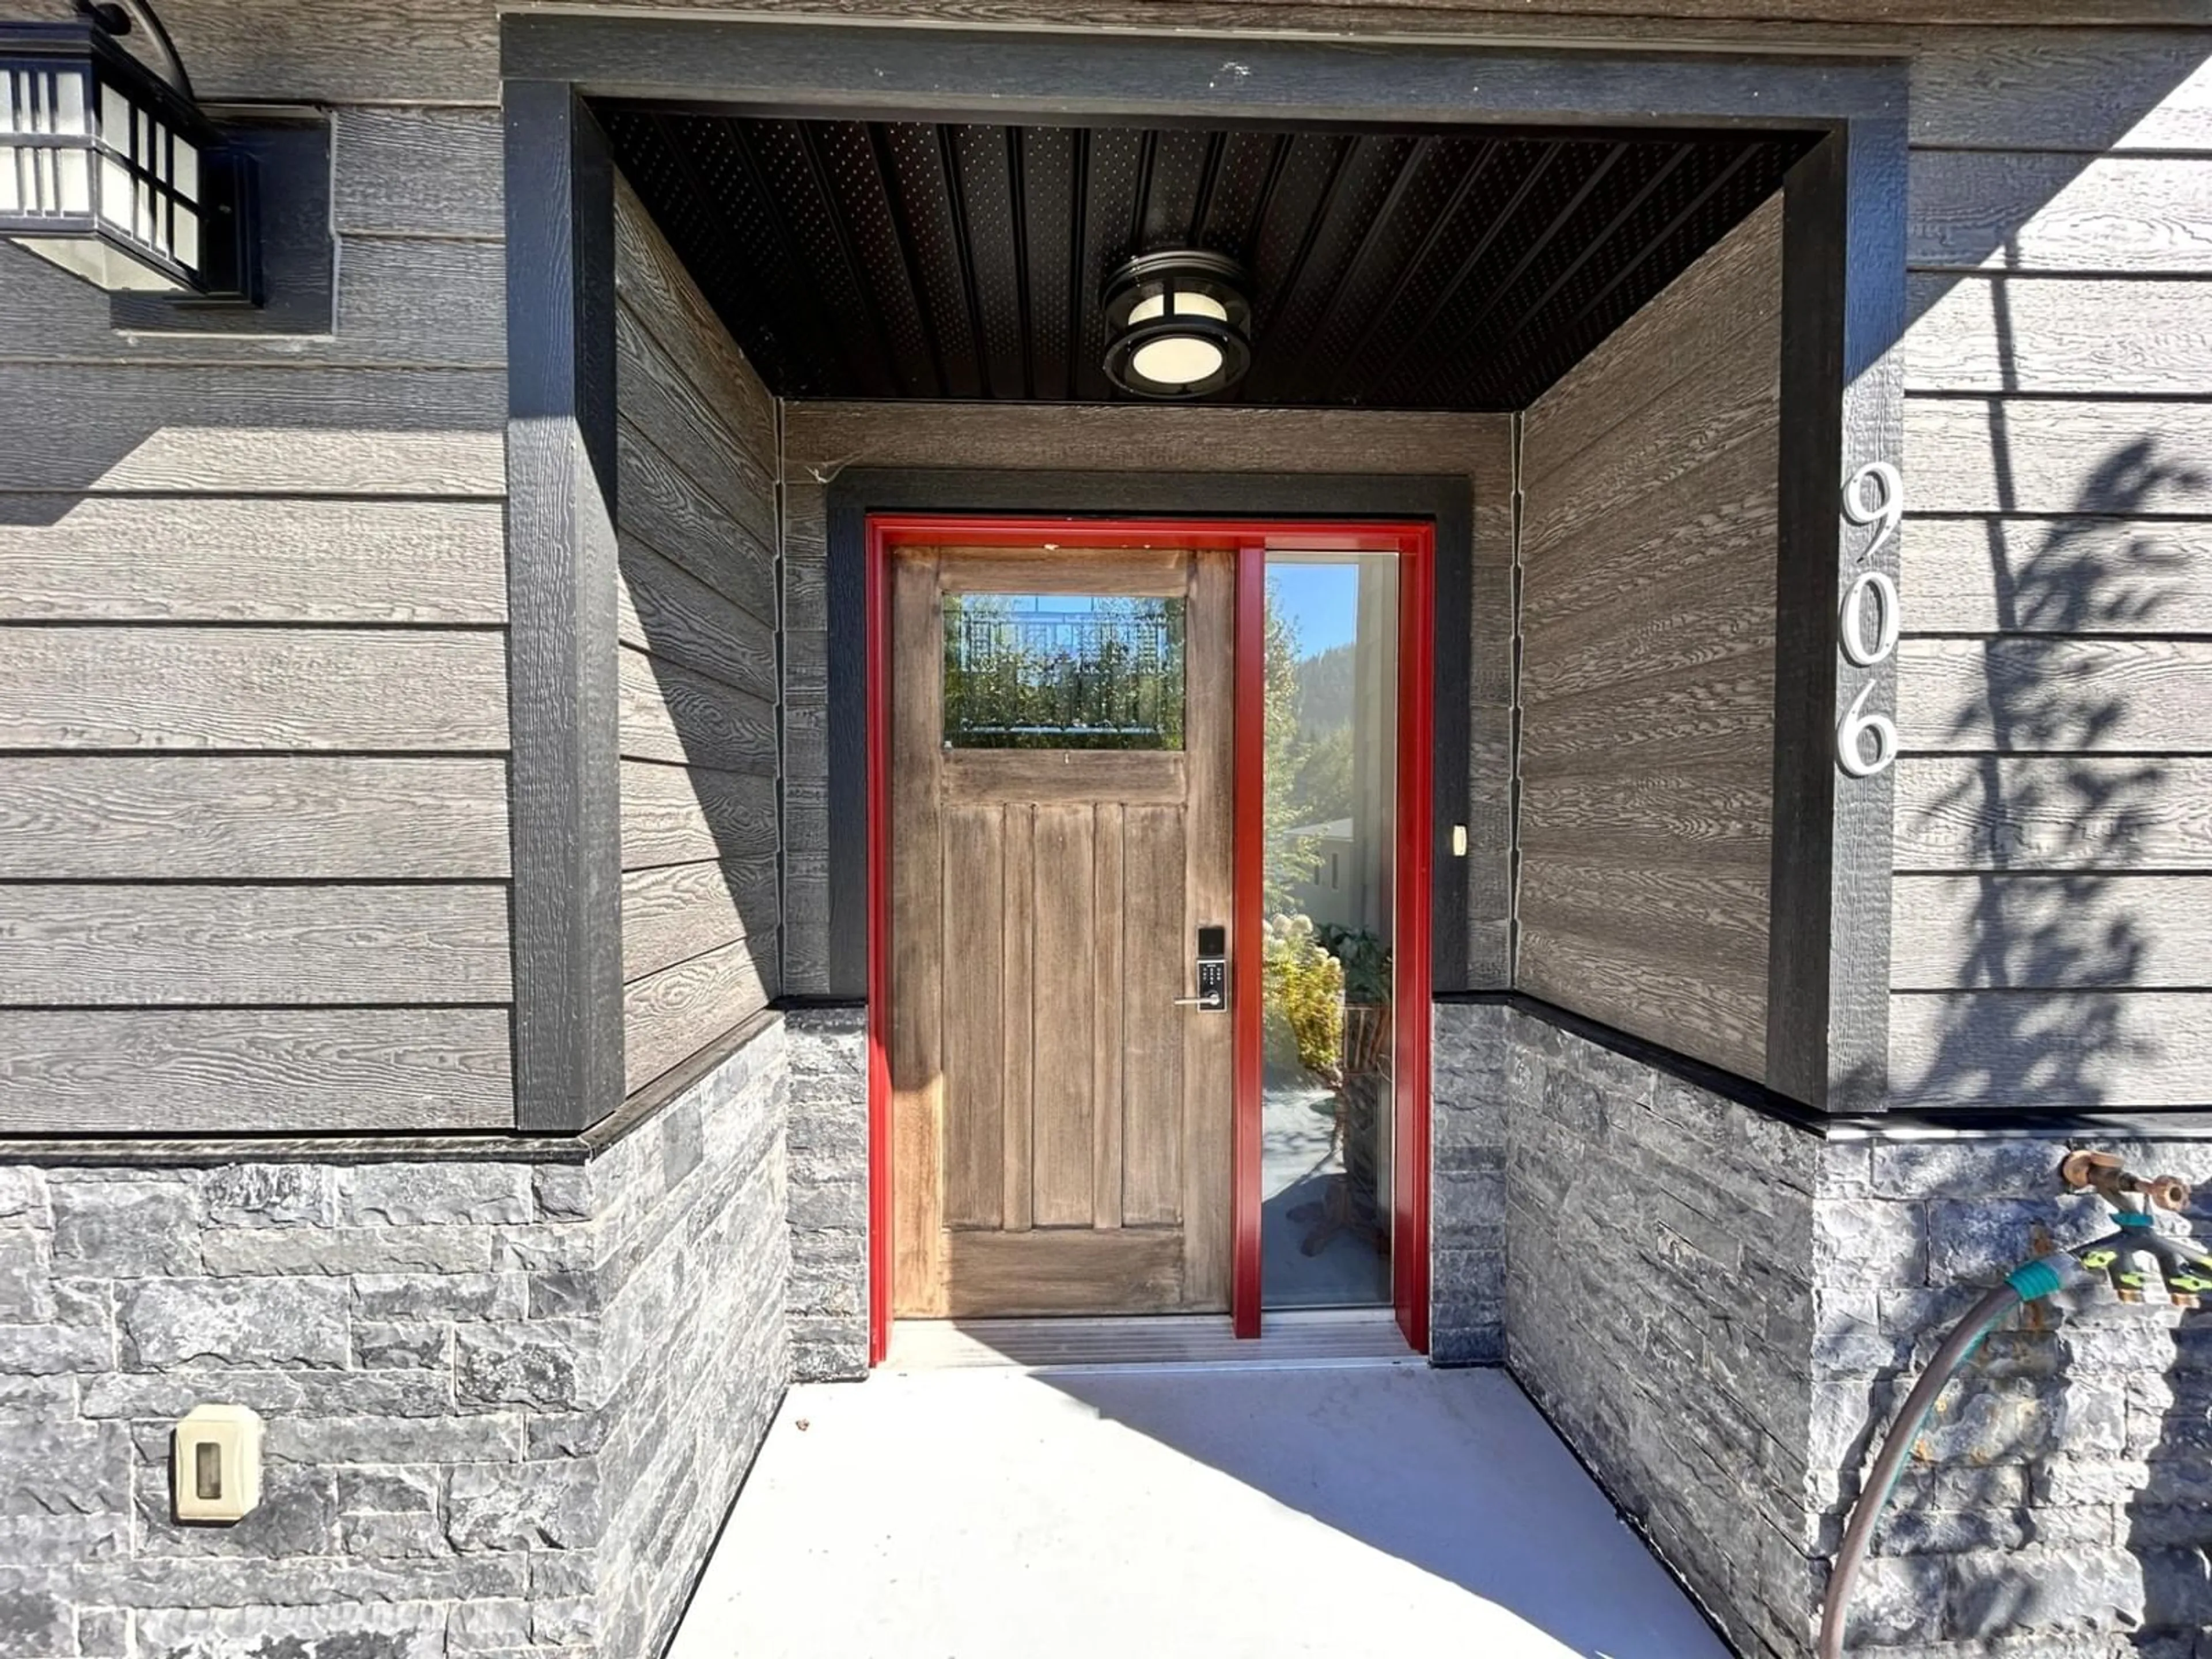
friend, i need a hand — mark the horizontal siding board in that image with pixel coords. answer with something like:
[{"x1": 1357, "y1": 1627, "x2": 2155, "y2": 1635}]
[
  {"x1": 1892, "y1": 991, "x2": 2212, "y2": 1111},
  {"x1": 1901, "y1": 517, "x2": 2212, "y2": 635},
  {"x1": 616, "y1": 303, "x2": 779, "y2": 548},
  {"x1": 619, "y1": 761, "x2": 778, "y2": 870},
  {"x1": 164, "y1": 8, "x2": 498, "y2": 105},
  {"x1": 0, "y1": 497, "x2": 506, "y2": 623},
  {"x1": 0, "y1": 884, "x2": 511, "y2": 1006},
  {"x1": 0, "y1": 238, "x2": 503, "y2": 369},
  {"x1": 1901, "y1": 638, "x2": 2212, "y2": 753},
  {"x1": 617, "y1": 539, "x2": 777, "y2": 702},
  {"x1": 0, "y1": 365, "x2": 504, "y2": 495},
  {"x1": 613, "y1": 178, "x2": 778, "y2": 468},
  {"x1": 1906, "y1": 276, "x2": 2212, "y2": 396},
  {"x1": 1522, "y1": 196, "x2": 1782, "y2": 483},
  {"x1": 1906, "y1": 399, "x2": 2212, "y2": 516},
  {"x1": 1908, "y1": 32, "x2": 2212, "y2": 153},
  {"x1": 621, "y1": 860, "x2": 777, "y2": 983},
  {"x1": 1520, "y1": 764, "x2": 1774, "y2": 862},
  {"x1": 0, "y1": 756, "x2": 510, "y2": 879},
  {"x1": 1521, "y1": 651, "x2": 1778, "y2": 772},
  {"x1": 0, "y1": 1007, "x2": 512, "y2": 1133},
  {"x1": 0, "y1": 628, "x2": 508, "y2": 752},
  {"x1": 332, "y1": 105, "x2": 505, "y2": 238},
  {"x1": 1895, "y1": 755, "x2": 2212, "y2": 872},
  {"x1": 617, "y1": 645, "x2": 777, "y2": 774},
  {"x1": 618, "y1": 423, "x2": 777, "y2": 624},
  {"x1": 1908, "y1": 153, "x2": 2212, "y2": 274},
  {"x1": 622, "y1": 934, "x2": 775, "y2": 1097},
  {"x1": 1893, "y1": 874, "x2": 2212, "y2": 991}
]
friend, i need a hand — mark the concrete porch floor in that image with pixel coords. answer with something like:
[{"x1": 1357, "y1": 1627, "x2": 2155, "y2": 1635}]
[{"x1": 666, "y1": 1350, "x2": 1730, "y2": 1658}]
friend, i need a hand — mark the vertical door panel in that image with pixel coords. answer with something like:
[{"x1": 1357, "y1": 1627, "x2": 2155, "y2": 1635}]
[
  {"x1": 1029, "y1": 804, "x2": 1098, "y2": 1227},
  {"x1": 941, "y1": 804, "x2": 1004, "y2": 1230},
  {"x1": 1120, "y1": 803, "x2": 1187, "y2": 1226}
]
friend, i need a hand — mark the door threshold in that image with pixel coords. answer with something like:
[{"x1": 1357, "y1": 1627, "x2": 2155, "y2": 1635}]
[{"x1": 882, "y1": 1308, "x2": 1419, "y2": 1374}]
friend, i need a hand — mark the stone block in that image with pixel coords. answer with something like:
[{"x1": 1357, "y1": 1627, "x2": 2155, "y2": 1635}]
[
  {"x1": 449, "y1": 1597, "x2": 534, "y2": 1652},
  {"x1": 1945, "y1": 1546, "x2": 2146, "y2": 1639},
  {"x1": 341, "y1": 1164, "x2": 532, "y2": 1227},
  {"x1": 134, "y1": 1601, "x2": 446, "y2": 1659},
  {"x1": 340, "y1": 1512, "x2": 451, "y2": 1559},
  {"x1": 0, "y1": 1589, "x2": 69, "y2": 1658},
  {"x1": 197, "y1": 1165, "x2": 332, "y2": 1228},
  {"x1": 352, "y1": 1272, "x2": 525, "y2": 1323},
  {"x1": 119, "y1": 1277, "x2": 347, "y2": 1370},
  {"x1": 74, "y1": 1607, "x2": 128, "y2": 1658},
  {"x1": 1873, "y1": 1139, "x2": 2071, "y2": 1202},
  {"x1": 336, "y1": 1467, "x2": 438, "y2": 1515},
  {"x1": 0, "y1": 1417, "x2": 128, "y2": 1517},
  {"x1": 0, "y1": 1280, "x2": 112, "y2": 1374},
  {"x1": 202, "y1": 1226, "x2": 492, "y2": 1277},
  {"x1": 455, "y1": 1323, "x2": 590, "y2": 1412},
  {"x1": 1927, "y1": 1199, "x2": 2071, "y2": 1282},
  {"x1": 0, "y1": 1167, "x2": 50, "y2": 1225},
  {"x1": 1816, "y1": 1198, "x2": 1927, "y2": 1288},
  {"x1": 0, "y1": 1229, "x2": 53, "y2": 1323},
  {"x1": 266, "y1": 1415, "x2": 525, "y2": 1467},
  {"x1": 353, "y1": 1320, "x2": 450, "y2": 1371},
  {"x1": 50, "y1": 1180, "x2": 200, "y2": 1277},
  {"x1": 446, "y1": 1460, "x2": 600, "y2": 1552}
]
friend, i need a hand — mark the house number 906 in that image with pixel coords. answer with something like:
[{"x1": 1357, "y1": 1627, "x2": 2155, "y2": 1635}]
[{"x1": 1836, "y1": 461, "x2": 1903, "y2": 778}]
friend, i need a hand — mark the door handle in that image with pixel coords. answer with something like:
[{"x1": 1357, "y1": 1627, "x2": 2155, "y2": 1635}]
[{"x1": 1172, "y1": 995, "x2": 1214, "y2": 1007}]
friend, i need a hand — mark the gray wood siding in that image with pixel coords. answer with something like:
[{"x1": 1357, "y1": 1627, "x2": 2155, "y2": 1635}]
[
  {"x1": 1894, "y1": 41, "x2": 2212, "y2": 1114},
  {"x1": 1517, "y1": 198, "x2": 1785, "y2": 1084},
  {"x1": 777, "y1": 402, "x2": 1515, "y2": 996},
  {"x1": 0, "y1": 93, "x2": 510, "y2": 1136},
  {"x1": 613, "y1": 177, "x2": 782, "y2": 1100}
]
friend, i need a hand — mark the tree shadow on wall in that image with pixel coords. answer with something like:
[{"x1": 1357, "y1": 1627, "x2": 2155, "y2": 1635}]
[{"x1": 1899, "y1": 432, "x2": 2200, "y2": 1117}]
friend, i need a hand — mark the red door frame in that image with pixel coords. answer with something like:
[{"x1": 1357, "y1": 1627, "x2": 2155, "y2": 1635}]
[{"x1": 866, "y1": 514, "x2": 1434, "y2": 1361}]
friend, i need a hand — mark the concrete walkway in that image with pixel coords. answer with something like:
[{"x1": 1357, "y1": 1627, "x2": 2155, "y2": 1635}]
[{"x1": 668, "y1": 1356, "x2": 1730, "y2": 1658}]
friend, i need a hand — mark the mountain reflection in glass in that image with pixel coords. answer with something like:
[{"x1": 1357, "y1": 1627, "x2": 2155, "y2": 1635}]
[{"x1": 942, "y1": 593, "x2": 1185, "y2": 749}]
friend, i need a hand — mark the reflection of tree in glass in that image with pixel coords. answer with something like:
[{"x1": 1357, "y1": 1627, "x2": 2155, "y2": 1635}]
[
  {"x1": 942, "y1": 594, "x2": 1185, "y2": 749},
  {"x1": 1264, "y1": 580, "x2": 1324, "y2": 912}
]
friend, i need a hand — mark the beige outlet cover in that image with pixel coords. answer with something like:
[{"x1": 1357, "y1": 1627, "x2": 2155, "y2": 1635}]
[{"x1": 174, "y1": 1403, "x2": 264, "y2": 1523}]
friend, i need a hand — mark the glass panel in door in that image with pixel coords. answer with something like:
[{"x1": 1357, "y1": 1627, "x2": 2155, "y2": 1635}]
[{"x1": 1259, "y1": 552, "x2": 1399, "y2": 1309}]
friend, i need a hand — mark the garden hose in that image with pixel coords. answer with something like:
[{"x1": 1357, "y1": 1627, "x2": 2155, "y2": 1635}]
[
  {"x1": 1818, "y1": 1175, "x2": 2212, "y2": 1657},
  {"x1": 1814, "y1": 1262, "x2": 2055, "y2": 1659}
]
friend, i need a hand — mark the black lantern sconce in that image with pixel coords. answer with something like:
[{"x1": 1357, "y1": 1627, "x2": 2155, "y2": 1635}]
[
  {"x1": 0, "y1": 2, "x2": 257, "y2": 300},
  {"x1": 1102, "y1": 251, "x2": 1252, "y2": 400}
]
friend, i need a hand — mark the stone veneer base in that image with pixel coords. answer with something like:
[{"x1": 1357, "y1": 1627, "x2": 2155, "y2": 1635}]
[{"x1": 0, "y1": 1018, "x2": 789, "y2": 1659}]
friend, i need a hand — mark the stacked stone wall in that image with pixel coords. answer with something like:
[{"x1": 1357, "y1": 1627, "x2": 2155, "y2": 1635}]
[
  {"x1": 0, "y1": 1020, "x2": 787, "y2": 1659},
  {"x1": 784, "y1": 1006, "x2": 870, "y2": 1382},
  {"x1": 1464, "y1": 1001, "x2": 2212, "y2": 1659}
]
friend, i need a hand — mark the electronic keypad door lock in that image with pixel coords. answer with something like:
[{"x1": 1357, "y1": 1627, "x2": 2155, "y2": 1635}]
[{"x1": 1174, "y1": 924, "x2": 1229, "y2": 1013}]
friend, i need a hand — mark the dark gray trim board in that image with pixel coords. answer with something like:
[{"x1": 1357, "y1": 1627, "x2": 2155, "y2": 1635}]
[
  {"x1": 505, "y1": 16, "x2": 1903, "y2": 130},
  {"x1": 1766, "y1": 120, "x2": 1907, "y2": 1116},
  {"x1": 1446, "y1": 994, "x2": 2212, "y2": 1143},
  {"x1": 505, "y1": 82, "x2": 626, "y2": 1133},
  {"x1": 821, "y1": 468, "x2": 1474, "y2": 1001}
]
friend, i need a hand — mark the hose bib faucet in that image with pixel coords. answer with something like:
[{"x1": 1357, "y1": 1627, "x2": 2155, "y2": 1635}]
[{"x1": 1816, "y1": 1152, "x2": 2206, "y2": 1659}]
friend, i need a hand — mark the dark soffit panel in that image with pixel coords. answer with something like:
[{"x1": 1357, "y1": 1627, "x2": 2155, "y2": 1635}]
[{"x1": 597, "y1": 109, "x2": 1812, "y2": 413}]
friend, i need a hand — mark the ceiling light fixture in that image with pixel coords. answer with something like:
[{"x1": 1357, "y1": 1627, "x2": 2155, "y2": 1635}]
[{"x1": 1102, "y1": 251, "x2": 1251, "y2": 400}]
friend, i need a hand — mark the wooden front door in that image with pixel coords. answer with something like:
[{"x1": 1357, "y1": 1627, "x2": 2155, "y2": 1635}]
[{"x1": 888, "y1": 543, "x2": 1234, "y2": 1317}]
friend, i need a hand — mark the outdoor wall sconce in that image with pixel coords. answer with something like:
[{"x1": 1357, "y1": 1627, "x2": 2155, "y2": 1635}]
[
  {"x1": 1102, "y1": 251, "x2": 1252, "y2": 399},
  {"x1": 0, "y1": 1, "x2": 257, "y2": 299}
]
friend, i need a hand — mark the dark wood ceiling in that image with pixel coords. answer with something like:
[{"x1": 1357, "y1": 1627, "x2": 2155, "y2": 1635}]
[{"x1": 599, "y1": 111, "x2": 1809, "y2": 412}]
